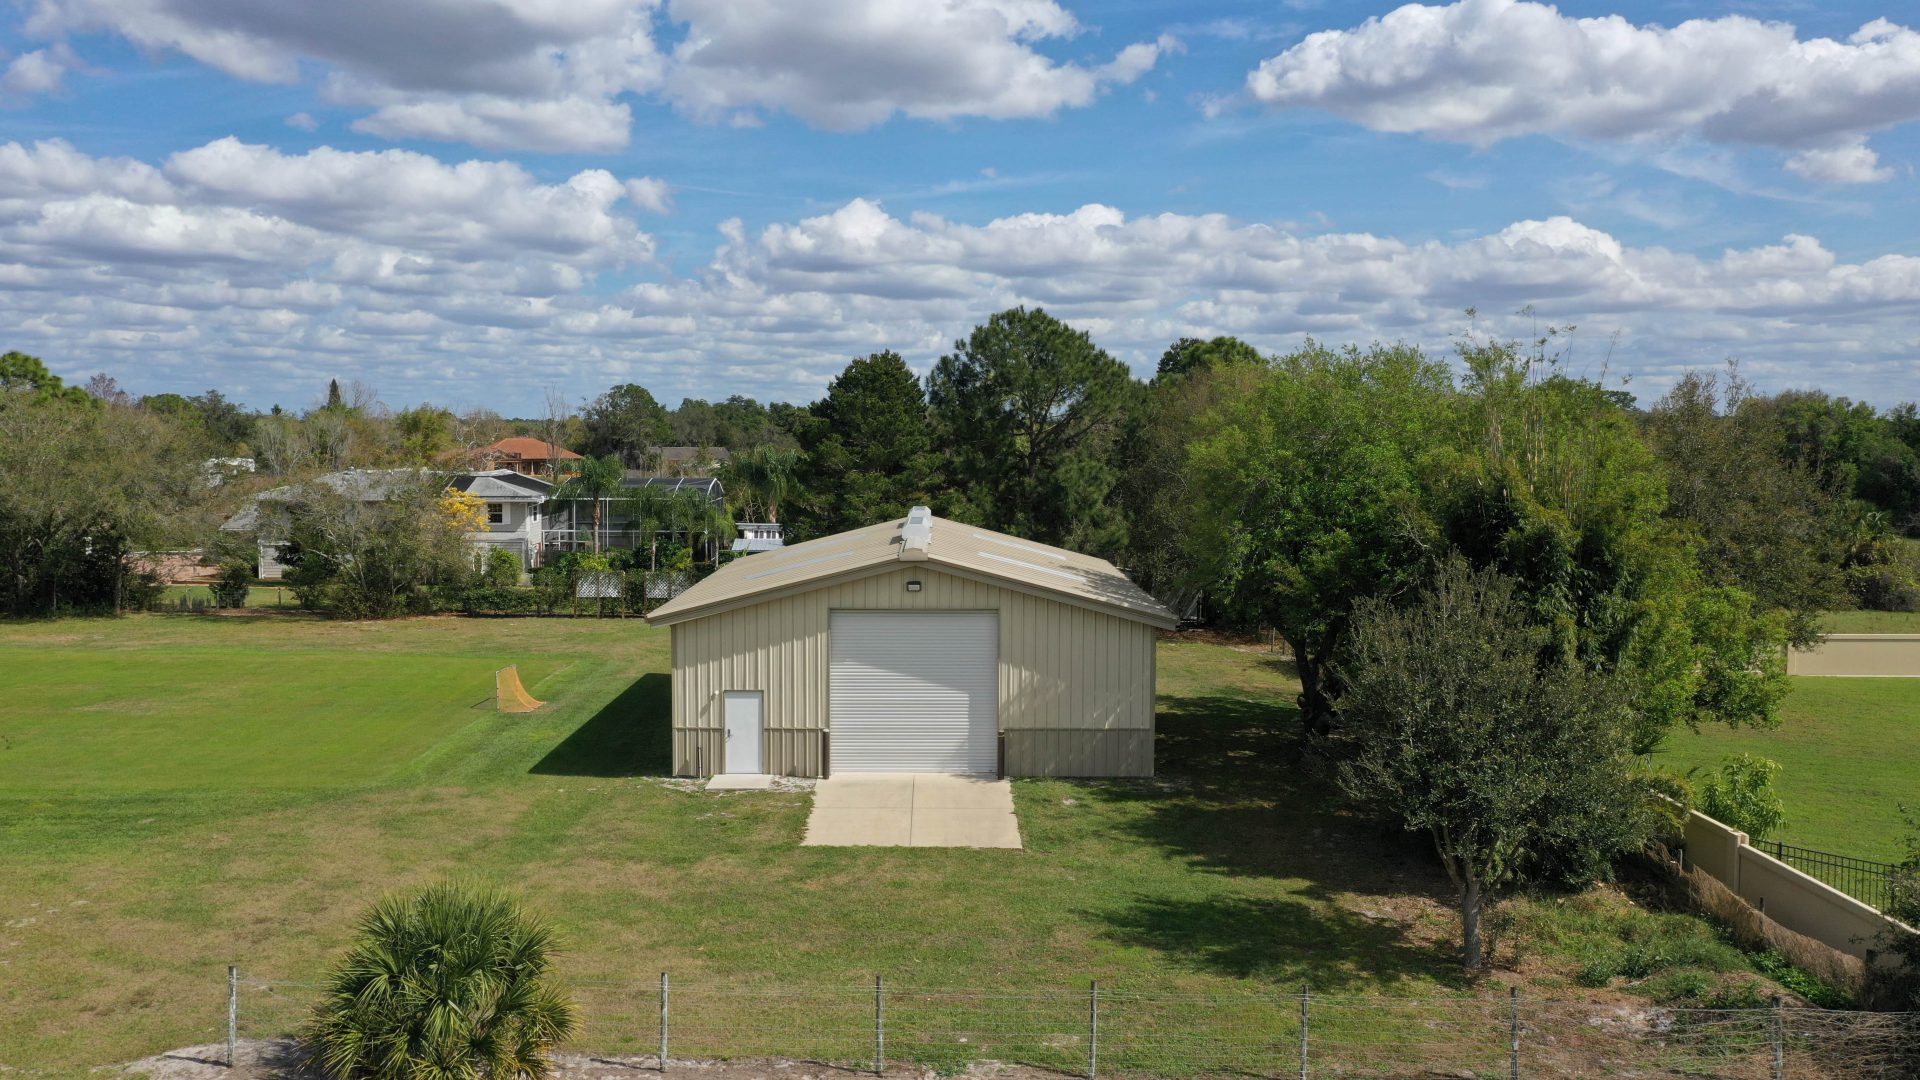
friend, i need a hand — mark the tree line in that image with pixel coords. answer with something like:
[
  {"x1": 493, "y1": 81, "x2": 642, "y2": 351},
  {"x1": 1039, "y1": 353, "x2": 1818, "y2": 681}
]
[{"x1": 6, "y1": 316, "x2": 1920, "y2": 971}]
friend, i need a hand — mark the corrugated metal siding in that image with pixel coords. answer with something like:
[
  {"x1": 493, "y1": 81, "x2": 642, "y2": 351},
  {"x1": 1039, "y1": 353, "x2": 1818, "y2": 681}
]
[
  {"x1": 829, "y1": 612, "x2": 998, "y2": 773},
  {"x1": 670, "y1": 565, "x2": 1153, "y2": 777}
]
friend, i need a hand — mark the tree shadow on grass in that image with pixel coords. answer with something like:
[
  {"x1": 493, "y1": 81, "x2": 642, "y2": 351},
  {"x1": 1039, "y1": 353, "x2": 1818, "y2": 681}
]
[
  {"x1": 1101, "y1": 894, "x2": 1467, "y2": 992},
  {"x1": 1085, "y1": 690, "x2": 1467, "y2": 989},
  {"x1": 529, "y1": 673, "x2": 670, "y2": 777}
]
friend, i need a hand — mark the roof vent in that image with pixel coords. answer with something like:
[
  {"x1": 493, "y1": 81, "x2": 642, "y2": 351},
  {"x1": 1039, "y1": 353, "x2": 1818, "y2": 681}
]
[{"x1": 899, "y1": 506, "x2": 932, "y2": 561}]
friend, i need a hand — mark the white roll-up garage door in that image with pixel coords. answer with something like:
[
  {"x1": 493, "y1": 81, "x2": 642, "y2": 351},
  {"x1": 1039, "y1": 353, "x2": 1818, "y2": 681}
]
[{"x1": 829, "y1": 611, "x2": 998, "y2": 774}]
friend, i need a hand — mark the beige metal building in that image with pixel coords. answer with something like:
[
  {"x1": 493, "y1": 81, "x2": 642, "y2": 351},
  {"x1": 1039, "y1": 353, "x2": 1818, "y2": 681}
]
[{"x1": 646, "y1": 508, "x2": 1176, "y2": 778}]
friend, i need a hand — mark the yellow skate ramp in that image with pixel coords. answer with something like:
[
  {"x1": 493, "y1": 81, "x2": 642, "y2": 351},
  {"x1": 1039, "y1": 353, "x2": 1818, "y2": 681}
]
[{"x1": 495, "y1": 664, "x2": 545, "y2": 713}]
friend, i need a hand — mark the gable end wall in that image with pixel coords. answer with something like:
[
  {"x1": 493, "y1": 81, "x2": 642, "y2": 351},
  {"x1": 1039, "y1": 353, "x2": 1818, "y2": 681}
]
[{"x1": 670, "y1": 565, "x2": 1155, "y2": 778}]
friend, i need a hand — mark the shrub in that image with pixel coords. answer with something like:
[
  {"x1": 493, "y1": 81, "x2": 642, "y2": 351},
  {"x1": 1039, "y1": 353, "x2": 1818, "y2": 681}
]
[
  {"x1": 482, "y1": 546, "x2": 523, "y2": 587},
  {"x1": 529, "y1": 565, "x2": 571, "y2": 616},
  {"x1": 1697, "y1": 754, "x2": 1786, "y2": 841},
  {"x1": 306, "y1": 882, "x2": 576, "y2": 1080},
  {"x1": 210, "y1": 563, "x2": 253, "y2": 608},
  {"x1": 121, "y1": 568, "x2": 168, "y2": 611},
  {"x1": 452, "y1": 587, "x2": 543, "y2": 615}
]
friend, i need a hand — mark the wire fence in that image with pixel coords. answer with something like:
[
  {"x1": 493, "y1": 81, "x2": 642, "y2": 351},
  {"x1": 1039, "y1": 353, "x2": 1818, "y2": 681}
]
[
  {"x1": 214, "y1": 972, "x2": 1918, "y2": 1078},
  {"x1": 1756, "y1": 840, "x2": 1900, "y2": 911}
]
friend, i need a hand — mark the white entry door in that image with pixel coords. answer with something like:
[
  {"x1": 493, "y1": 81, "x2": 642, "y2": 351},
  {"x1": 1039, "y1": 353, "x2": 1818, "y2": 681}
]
[
  {"x1": 723, "y1": 691, "x2": 764, "y2": 774},
  {"x1": 829, "y1": 611, "x2": 998, "y2": 774}
]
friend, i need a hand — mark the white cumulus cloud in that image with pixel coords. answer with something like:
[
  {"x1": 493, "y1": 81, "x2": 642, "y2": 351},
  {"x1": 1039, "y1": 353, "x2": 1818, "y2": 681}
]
[
  {"x1": 16, "y1": 0, "x2": 1167, "y2": 150},
  {"x1": 1245, "y1": 0, "x2": 1920, "y2": 183},
  {"x1": 666, "y1": 0, "x2": 1171, "y2": 129},
  {"x1": 1, "y1": 140, "x2": 1916, "y2": 409}
]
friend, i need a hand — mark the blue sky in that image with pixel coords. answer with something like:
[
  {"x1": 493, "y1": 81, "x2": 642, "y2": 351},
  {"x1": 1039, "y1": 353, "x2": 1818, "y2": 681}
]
[{"x1": 1, "y1": 0, "x2": 1916, "y2": 414}]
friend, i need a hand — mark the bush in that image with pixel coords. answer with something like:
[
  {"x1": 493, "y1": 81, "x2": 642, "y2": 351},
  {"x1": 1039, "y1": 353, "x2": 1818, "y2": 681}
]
[
  {"x1": 450, "y1": 586, "x2": 543, "y2": 615},
  {"x1": 210, "y1": 563, "x2": 253, "y2": 608},
  {"x1": 305, "y1": 882, "x2": 576, "y2": 1080},
  {"x1": 121, "y1": 568, "x2": 168, "y2": 611},
  {"x1": 529, "y1": 565, "x2": 572, "y2": 615},
  {"x1": 1696, "y1": 754, "x2": 1786, "y2": 841},
  {"x1": 482, "y1": 545, "x2": 523, "y2": 587}
]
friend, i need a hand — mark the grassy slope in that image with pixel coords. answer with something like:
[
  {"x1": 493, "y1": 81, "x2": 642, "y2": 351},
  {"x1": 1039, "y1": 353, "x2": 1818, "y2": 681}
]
[
  {"x1": 0, "y1": 617, "x2": 1809, "y2": 1075},
  {"x1": 1822, "y1": 610, "x2": 1920, "y2": 634},
  {"x1": 1661, "y1": 677, "x2": 1920, "y2": 862}
]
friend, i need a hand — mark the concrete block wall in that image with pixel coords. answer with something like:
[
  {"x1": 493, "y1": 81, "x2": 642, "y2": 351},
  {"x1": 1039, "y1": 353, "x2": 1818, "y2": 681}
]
[
  {"x1": 1683, "y1": 809, "x2": 1909, "y2": 962},
  {"x1": 1787, "y1": 634, "x2": 1920, "y2": 677}
]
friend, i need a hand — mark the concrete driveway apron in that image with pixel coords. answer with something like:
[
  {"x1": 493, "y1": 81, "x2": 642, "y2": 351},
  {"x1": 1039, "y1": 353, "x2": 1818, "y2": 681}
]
[{"x1": 803, "y1": 774, "x2": 1021, "y2": 848}]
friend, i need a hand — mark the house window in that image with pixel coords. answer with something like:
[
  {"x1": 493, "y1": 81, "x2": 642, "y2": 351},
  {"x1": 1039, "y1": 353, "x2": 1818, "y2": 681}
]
[{"x1": 487, "y1": 503, "x2": 504, "y2": 525}]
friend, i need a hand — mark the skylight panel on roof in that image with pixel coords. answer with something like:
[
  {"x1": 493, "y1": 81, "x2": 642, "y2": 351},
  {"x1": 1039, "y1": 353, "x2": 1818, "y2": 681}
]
[
  {"x1": 972, "y1": 532, "x2": 1070, "y2": 561},
  {"x1": 744, "y1": 547, "x2": 864, "y2": 580},
  {"x1": 976, "y1": 550, "x2": 1083, "y2": 580}
]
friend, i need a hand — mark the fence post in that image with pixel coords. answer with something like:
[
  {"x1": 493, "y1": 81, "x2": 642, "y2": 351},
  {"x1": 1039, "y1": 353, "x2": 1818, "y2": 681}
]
[
  {"x1": 1770, "y1": 994, "x2": 1784, "y2": 1080},
  {"x1": 1297, "y1": 984, "x2": 1309, "y2": 1080},
  {"x1": 659, "y1": 971, "x2": 669, "y2": 1074},
  {"x1": 874, "y1": 975, "x2": 885, "y2": 1076},
  {"x1": 226, "y1": 965, "x2": 238, "y2": 1070},
  {"x1": 1087, "y1": 980, "x2": 1099, "y2": 1080},
  {"x1": 1508, "y1": 987, "x2": 1519, "y2": 1080}
]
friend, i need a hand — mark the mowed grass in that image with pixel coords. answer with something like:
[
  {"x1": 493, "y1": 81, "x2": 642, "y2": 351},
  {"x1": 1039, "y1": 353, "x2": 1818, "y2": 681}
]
[
  {"x1": 1661, "y1": 677, "x2": 1920, "y2": 861},
  {"x1": 0, "y1": 645, "x2": 559, "y2": 790},
  {"x1": 159, "y1": 584, "x2": 298, "y2": 609},
  {"x1": 0, "y1": 617, "x2": 1814, "y2": 1076},
  {"x1": 1821, "y1": 610, "x2": 1920, "y2": 634}
]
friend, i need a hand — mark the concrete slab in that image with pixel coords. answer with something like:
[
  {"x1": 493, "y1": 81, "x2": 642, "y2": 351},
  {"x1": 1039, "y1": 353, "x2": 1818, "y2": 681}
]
[
  {"x1": 810, "y1": 774, "x2": 914, "y2": 809},
  {"x1": 803, "y1": 774, "x2": 1020, "y2": 848},
  {"x1": 909, "y1": 807, "x2": 1022, "y2": 848},
  {"x1": 911, "y1": 774, "x2": 1014, "y2": 809},
  {"x1": 704, "y1": 774, "x2": 776, "y2": 791},
  {"x1": 804, "y1": 807, "x2": 913, "y2": 846}
]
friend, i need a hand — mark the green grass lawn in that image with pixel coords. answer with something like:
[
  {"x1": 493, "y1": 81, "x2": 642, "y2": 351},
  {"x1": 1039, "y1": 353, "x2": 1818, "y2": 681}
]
[
  {"x1": 159, "y1": 584, "x2": 300, "y2": 609},
  {"x1": 1661, "y1": 677, "x2": 1920, "y2": 862},
  {"x1": 0, "y1": 618, "x2": 1830, "y2": 1076},
  {"x1": 1821, "y1": 610, "x2": 1920, "y2": 634},
  {"x1": 1, "y1": 643, "x2": 560, "y2": 792}
]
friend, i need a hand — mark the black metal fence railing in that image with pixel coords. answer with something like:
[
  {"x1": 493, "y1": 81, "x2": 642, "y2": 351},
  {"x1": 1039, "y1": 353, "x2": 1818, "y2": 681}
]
[{"x1": 1756, "y1": 840, "x2": 1898, "y2": 911}]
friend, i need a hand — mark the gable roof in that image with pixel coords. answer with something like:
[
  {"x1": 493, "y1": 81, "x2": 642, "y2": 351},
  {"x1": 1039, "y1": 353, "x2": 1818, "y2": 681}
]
[
  {"x1": 450, "y1": 469, "x2": 553, "y2": 501},
  {"x1": 219, "y1": 468, "x2": 429, "y2": 532},
  {"x1": 221, "y1": 469, "x2": 546, "y2": 531},
  {"x1": 441, "y1": 437, "x2": 582, "y2": 465},
  {"x1": 645, "y1": 512, "x2": 1176, "y2": 629},
  {"x1": 489, "y1": 436, "x2": 581, "y2": 461}
]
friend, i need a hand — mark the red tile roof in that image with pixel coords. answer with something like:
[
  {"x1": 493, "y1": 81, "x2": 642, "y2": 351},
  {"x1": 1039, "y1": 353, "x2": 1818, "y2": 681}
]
[
  {"x1": 484, "y1": 437, "x2": 581, "y2": 461},
  {"x1": 441, "y1": 437, "x2": 583, "y2": 464}
]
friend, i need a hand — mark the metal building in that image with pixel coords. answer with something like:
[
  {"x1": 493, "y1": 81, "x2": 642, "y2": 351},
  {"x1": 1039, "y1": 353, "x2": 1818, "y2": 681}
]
[{"x1": 646, "y1": 508, "x2": 1176, "y2": 778}]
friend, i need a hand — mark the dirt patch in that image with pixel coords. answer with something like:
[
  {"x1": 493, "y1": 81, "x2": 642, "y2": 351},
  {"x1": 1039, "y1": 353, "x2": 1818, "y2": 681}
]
[{"x1": 122, "y1": 1040, "x2": 1082, "y2": 1080}]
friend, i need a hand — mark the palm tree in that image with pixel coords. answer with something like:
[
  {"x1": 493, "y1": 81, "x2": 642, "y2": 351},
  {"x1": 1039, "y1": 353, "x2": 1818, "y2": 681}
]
[
  {"x1": 719, "y1": 446, "x2": 801, "y2": 524},
  {"x1": 305, "y1": 882, "x2": 576, "y2": 1080},
  {"x1": 664, "y1": 487, "x2": 735, "y2": 564},
  {"x1": 551, "y1": 454, "x2": 625, "y2": 553},
  {"x1": 619, "y1": 483, "x2": 672, "y2": 569}
]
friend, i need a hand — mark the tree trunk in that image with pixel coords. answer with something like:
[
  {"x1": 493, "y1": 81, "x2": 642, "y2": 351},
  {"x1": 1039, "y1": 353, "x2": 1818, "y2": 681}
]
[
  {"x1": 1289, "y1": 636, "x2": 1337, "y2": 737},
  {"x1": 1460, "y1": 871, "x2": 1485, "y2": 971}
]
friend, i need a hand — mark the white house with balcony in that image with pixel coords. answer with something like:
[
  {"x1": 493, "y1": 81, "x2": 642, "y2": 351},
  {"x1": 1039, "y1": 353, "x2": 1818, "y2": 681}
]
[
  {"x1": 448, "y1": 470, "x2": 553, "y2": 569},
  {"x1": 222, "y1": 468, "x2": 745, "y2": 578},
  {"x1": 223, "y1": 468, "x2": 556, "y2": 579}
]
